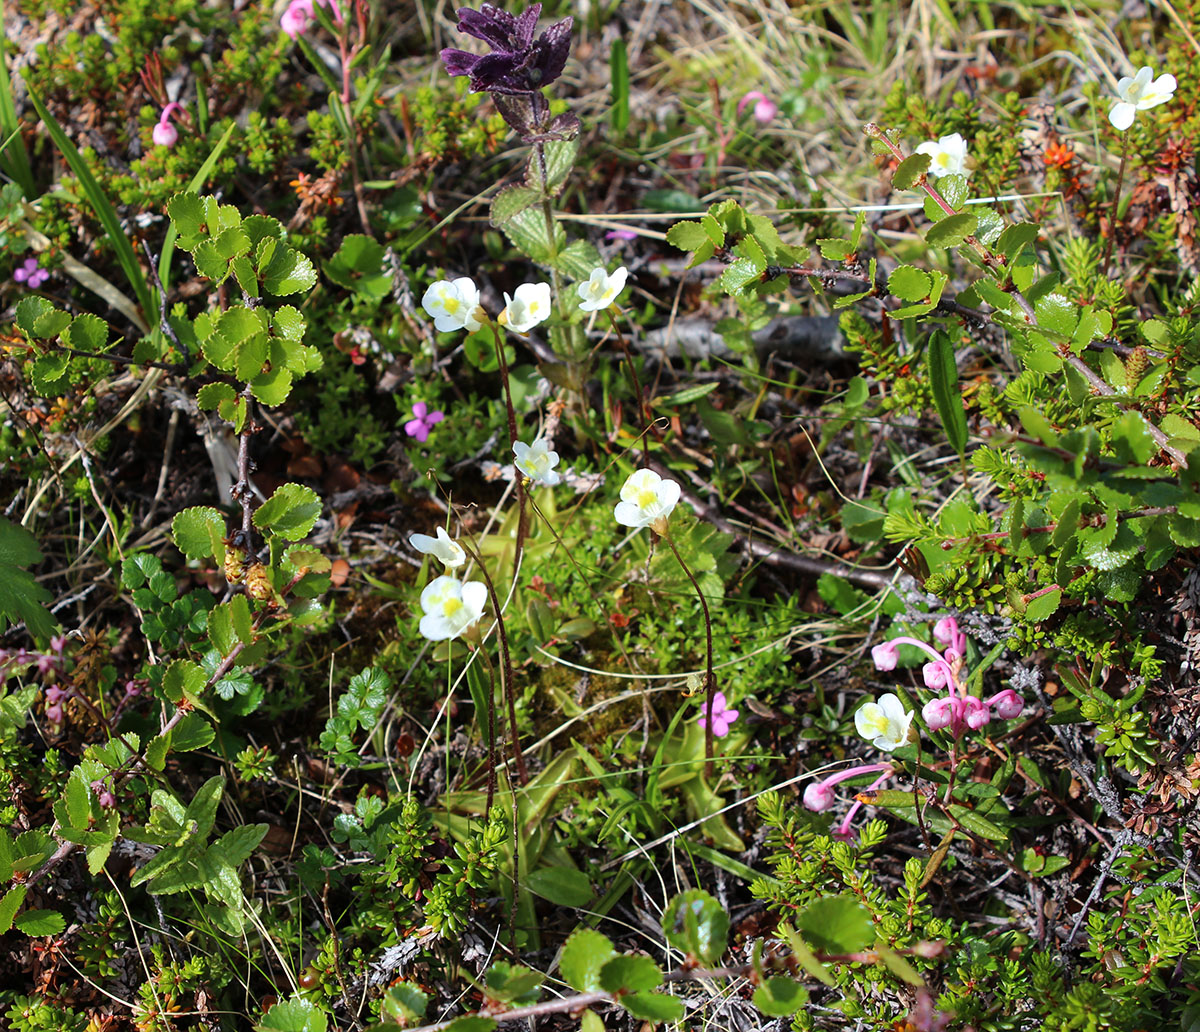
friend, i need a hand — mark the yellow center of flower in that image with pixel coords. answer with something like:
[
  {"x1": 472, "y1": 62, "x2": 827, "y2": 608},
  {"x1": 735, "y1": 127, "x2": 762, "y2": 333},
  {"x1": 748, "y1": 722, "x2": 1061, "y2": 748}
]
[
  {"x1": 635, "y1": 488, "x2": 658, "y2": 509},
  {"x1": 442, "y1": 295, "x2": 461, "y2": 314},
  {"x1": 442, "y1": 598, "x2": 463, "y2": 617},
  {"x1": 860, "y1": 708, "x2": 889, "y2": 737}
]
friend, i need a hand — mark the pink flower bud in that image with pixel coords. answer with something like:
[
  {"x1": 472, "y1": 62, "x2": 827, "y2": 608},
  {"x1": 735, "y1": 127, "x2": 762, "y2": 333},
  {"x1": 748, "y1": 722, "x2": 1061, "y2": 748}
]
[
  {"x1": 990, "y1": 689, "x2": 1024, "y2": 720},
  {"x1": 281, "y1": 1, "x2": 311, "y2": 37},
  {"x1": 152, "y1": 121, "x2": 178, "y2": 147},
  {"x1": 963, "y1": 696, "x2": 991, "y2": 730},
  {"x1": 803, "y1": 781, "x2": 835, "y2": 812},
  {"x1": 871, "y1": 642, "x2": 899, "y2": 671},
  {"x1": 737, "y1": 90, "x2": 778, "y2": 124},
  {"x1": 45, "y1": 685, "x2": 67, "y2": 705},
  {"x1": 922, "y1": 696, "x2": 954, "y2": 731},
  {"x1": 50, "y1": 635, "x2": 67, "y2": 654},
  {"x1": 922, "y1": 661, "x2": 948, "y2": 689},
  {"x1": 45, "y1": 703, "x2": 63, "y2": 724},
  {"x1": 932, "y1": 617, "x2": 958, "y2": 646},
  {"x1": 98, "y1": 788, "x2": 116, "y2": 808}
]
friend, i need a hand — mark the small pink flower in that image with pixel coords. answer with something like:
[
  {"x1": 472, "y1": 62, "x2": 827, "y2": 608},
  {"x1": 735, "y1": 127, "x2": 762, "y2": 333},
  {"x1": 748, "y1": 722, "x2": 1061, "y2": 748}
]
[
  {"x1": 922, "y1": 661, "x2": 949, "y2": 689},
  {"x1": 14, "y1": 257, "x2": 49, "y2": 289},
  {"x1": 933, "y1": 616, "x2": 966, "y2": 654},
  {"x1": 737, "y1": 90, "x2": 778, "y2": 124},
  {"x1": 871, "y1": 641, "x2": 899, "y2": 671},
  {"x1": 152, "y1": 121, "x2": 178, "y2": 147},
  {"x1": 36, "y1": 653, "x2": 57, "y2": 676},
  {"x1": 50, "y1": 635, "x2": 67, "y2": 654},
  {"x1": 697, "y1": 691, "x2": 739, "y2": 737},
  {"x1": 45, "y1": 685, "x2": 67, "y2": 705},
  {"x1": 281, "y1": 0, "x2": 311, "y2": 37},
  {"x1": 922, "y1": 696, "x2": 954, "y2": 731},
  {"x1": 803, "y1": 781, "x2": 835, "y2": 812},
  {"x1": 45, "y1": 703, "x2": 63, "y2": 724},
  {"x1": 989, "y1": 689, "x2": 1024, "y2": 720},
  {"x1": 405, "y1": 401, "x2": 445, "y2": 443},
  {"x1": 605, "y1": 228, "x2": 638, "y2": 242},
  {"x1": 963, "y1": 696, "x2": 991, "y2": 730}
]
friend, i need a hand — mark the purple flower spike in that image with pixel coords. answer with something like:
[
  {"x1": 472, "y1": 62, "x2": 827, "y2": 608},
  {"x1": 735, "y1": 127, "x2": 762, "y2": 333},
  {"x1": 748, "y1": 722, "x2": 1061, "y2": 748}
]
[
  {"x1": 405, "y1": 401, "x2": 445, "y2": 443},
  {"x1": 440, "y1": 3, "x2": 573, "y2": 96}
]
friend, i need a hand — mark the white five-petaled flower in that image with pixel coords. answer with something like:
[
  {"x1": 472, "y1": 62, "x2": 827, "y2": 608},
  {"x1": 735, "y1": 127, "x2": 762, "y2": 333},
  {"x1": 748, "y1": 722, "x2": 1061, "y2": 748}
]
[
  {"x1": 409, "y1": 526, "x2": 466, "y2": 569},
  {"x1": 418, "y1": 576, "x2": 487, "y2": 641},
  {"x1": 513, "y1": 439, "x2": 561, "y2": 486},
  {"x1": 500, "y1": 282, "x2": 552, "y2": 333},
  {"x1": 914, "y1": 133, "x2": 969, "y2": 178},
  {"x1": 576, "y1": 266, "x2": 629, "y2": 313},
  {"x1": 854, "y1": 693, "x2": 915, "y2": 752},
  {"x1": 422, "y1": 277, "x2": 483, "y2": 333},
  {"x1": 614, "y1": 468, "x2": 681, "y2": 531},
  {"x1": 1109, "y1": 65, "x2": 1177, "y2": 131}
]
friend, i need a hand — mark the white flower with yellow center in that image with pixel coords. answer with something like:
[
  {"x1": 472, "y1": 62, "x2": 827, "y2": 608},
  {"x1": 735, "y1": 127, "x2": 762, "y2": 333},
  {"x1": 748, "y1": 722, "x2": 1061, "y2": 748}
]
[
  {"x1": 408, "y1": 526, "x2": 466, "y2": 569},
  {"x1": 576, "y1": 266, "x2": 628, "y2": 313},
  {"x1": 422, "y1": 277, "x2": 483, "y2": 333},
  {"x1": 914, "y1": 133, "x2": 969, "y2": 178},
  {"x1": 418, "y1": 575, "x2": 487, "y2": 641},
  {"x1": 1109, "y1": 65, "x2": 1177, "y2": 130},
  {"x1": 513, "y1": 439, "x2": 561, "y2": 486},
  {"x1": 854, "y1": 693, "x2": 915, "y2": 752},
  {"x1": 500, "y1": 282, "x2": 552, "y2": 334},
  {"x1": 614, "y1": 468, "x2": 681, "y2": 531}
]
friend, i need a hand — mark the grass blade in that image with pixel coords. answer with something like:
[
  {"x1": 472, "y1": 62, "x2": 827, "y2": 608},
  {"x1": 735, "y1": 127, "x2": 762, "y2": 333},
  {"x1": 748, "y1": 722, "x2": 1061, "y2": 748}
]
[
  {"x1": 0, "y1": 0, "x2": 34, "y2": 198},
  {"x1": 24, "y1": 82, "x2": 154, "y2": 326}
]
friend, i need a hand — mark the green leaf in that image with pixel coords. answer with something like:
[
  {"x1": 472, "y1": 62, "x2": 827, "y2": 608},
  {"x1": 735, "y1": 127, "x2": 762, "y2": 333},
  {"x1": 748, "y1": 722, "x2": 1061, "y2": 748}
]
[
  {"x1": 253, "y1": 483, "x2": 321, "y2": 541},
  {"x1": 662, "y1": 889, "x2": 729, "y2": 966},
  {"x1": 666, "y1": 221, "x2": 710, "y2": 252},
  {"x1": 938, "y1": 173, "x2": 969, "y2": 210},
  {"x1": 172, "y1": 713, "x2": 215, "y2": 752},
  {"x1": 0, "y1": 518, "x2": 55, "y2": 639},
  {"x1": 556, "y1": 238, "x2": 604, "y2": 281},
  {"x1": 560, "y1": 928, "x2": 617, "y2": 991},
  {"x1": 172, "y1": 506, "x2": 226, "y2": 562},
  {"x1": 166, "y1": 192, "x2": 206, "y2": 245},
  {"x1": 62, "y1": 312, "x2": 107, "y2": 351},
  {"x1": 1035, "y1": 293, "x2": 1077, "y2": 339},
  {"x1": 0, "y1": 885, "x2": 26, "y2": 933},
  {"x1": 491, "y1": 185, "x2": 541, "y2": 227},
  {"x1": 927, "y1": 330, "x2": 968, "y2": 457},
  {"x1": 524, "y1": 866, "x2": 593, "y2": 907},
  {"x1": 887, "y1": 265, "x2": 930, "y2": 303},
  {"x1": 501, "y1": 204, "x2": 567, "y2": 264},
  {"x1": 440, "y1": 1020, "x2": 497, "y2": 1032},
  {"x1": 482, "y1": 961, "x2": 544, "y2": 1003},
  {"x1": 721, "y1": 257, "x2": 762, "y2": 295},
  {"x1": 642, "y1": 188, "x2": 701, "y2": 212},
  {"x1": 620, "y1": 992, "x2": 684, "y2": 1022},
  {"x1": 254, "y1": 997, "x2": 328, "y2": 1032},
  {"x1": 996, "y1": 222, "x2": 1040, "y2": 260},
  {"x1": 610, "y1": 36, "x2": 629, "y2": 136},
  {"x1": 211, "y1": 823, "x2": 268, "y2": 867},
  {"x1": 794, "y1": 895, "x2": 873, "y2": 953},
  {"x1": 261, "y1": 245, "x2": 317, "y2": 296},
  {"x1": 15, "y1": 909, "x2": 65, "y2": 936},
  {"x1": 949, "y1": 804, "x2": 1009, "y2": 842},
  {"x1": 892, "y1": 153, "x2": 931, "y2": 190},
  {"x1": 599, "y1": 955, "x2": 662, "y2": 994},
  {"x1": 163, "y1": 659, "x2": 207, "y2": 704},
  {"x1": 30, "y1": 353, "x2": 71, "y2": 396},
  {"x1": 1024, "y1": 587, "x2": 1061, "y2": 622},
  {"x1": 382, "y1": 984, "x2": 429, "y2": 1025},
  {"x1": 924, "y1": 211, "x2": 977, "y2": 248},
  {"x1": 251, "y1": 365, "x2": 294, "y2": 406},
  {"x1": 539, "y1": 137, "x2": 578, "y2": 196},
  {"x1": 817, "y1": 237, "x2": 853, "y2": 260},
  {"x1": 580, "y1": 1011, "x2": 604, "y2": 1032},
  {"x1": 752, "y1": 977, "x2": 809, "y2": 1017},
  {"x1": 59, "y1": 769, "x2": 91, "y2": 832}
]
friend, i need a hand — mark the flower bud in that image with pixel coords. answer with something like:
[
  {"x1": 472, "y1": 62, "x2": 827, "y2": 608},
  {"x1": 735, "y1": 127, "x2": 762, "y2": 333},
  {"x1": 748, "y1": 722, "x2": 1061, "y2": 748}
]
[
  {"x1": 152, "y1": 121, "x2": 178, "y2": 147},
  {"x1": 990, "y1": 689, "x2": 1025, "y2": 720},
  {"x1": 871, "y1": 642, "x2": 899, "y2": 671},
  {"x1": 922, "y1": 696, "x2": 954, "y2": 731},
  {"x1": 803, "y1": 781, "x2": 835, "y2": 812},
  {"x1": 922, "y1": 661, "x2": 948, "y2": 689},
  {"x1": 963, "y1": 696, "x2": 991, "y2": 730},
  {"x1": 932, "y1": 617, "x2": 958, "y2": 646}
]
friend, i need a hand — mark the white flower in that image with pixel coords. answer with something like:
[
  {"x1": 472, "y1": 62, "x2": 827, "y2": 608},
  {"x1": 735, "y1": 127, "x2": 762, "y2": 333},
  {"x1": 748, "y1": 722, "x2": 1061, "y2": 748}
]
[
  {"x1": 422, "y1": 277, "x2": 483, "y2": 333},
  {"x1": 513, "y1": 439, "x2": 561, "y2": 486},
  {"x1": 614, "y1": 468, "x2": 681, "y2": 530},
  {"x1": 1109, "y1": 65, "x2": 1177, "y2": 130},
  {"x1": 854, "y1": 693, "x2": 915, "y2": 752},
  {"x1": 914, "y1": 133, "x2": 969, "y2": 178},
  {"x1": 500, "y1": 282, "x2": 552, "y2": 333},
  {"x1": 409, "y1": 526, "x2": 466, "y2": 569},
  {"x1": 418, "y1": 576, "x2": 487, "y2": 641},
  {"x1": 576, "y1": 266, "x2": 628, "y2": 313}
]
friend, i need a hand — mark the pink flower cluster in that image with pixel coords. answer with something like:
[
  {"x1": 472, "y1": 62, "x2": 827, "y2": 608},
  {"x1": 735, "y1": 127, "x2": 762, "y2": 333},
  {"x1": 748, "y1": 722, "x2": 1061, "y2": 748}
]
[
  {"x1": 1, "y1": 636, "x2": 68, "y2": 722},
  {"x1": 281, "y1": 0, "x2": 344, "y2": 39},
  {"x1": 871, "y1": 617, "x2": 1024, "y2": 736},
  {"x1": 13, "y1": 257, "x2": 49, "y2": 289}
]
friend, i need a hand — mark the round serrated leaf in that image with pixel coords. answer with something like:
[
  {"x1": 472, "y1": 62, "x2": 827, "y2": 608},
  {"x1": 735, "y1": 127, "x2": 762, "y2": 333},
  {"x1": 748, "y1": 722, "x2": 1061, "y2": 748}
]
[
  {"x1": 1024, "y1": 586, "x2": 1061, "y2": 622},
  {"x1": 254, "y1": 997, "x2": 327, "y2": 1032},
  {"x1": 888, "y1": 265, "x2": 932, "y2": 302},
  {"x1": 560, "y1": 928, "x2": 617, "y2": 991},
  {"x1": 892, "y1": 152, "x2": 931, "y2": 190},
  {"x1": 262, "y1": 246, "x2": 317, "y2": 296},
  {"x1": 14, "y1": 908, "x2": 65, "y2": 937},
  {"x1": 62, "y1": 312, "x2": 107, "y2": 351},
  {"x1": 30, "y1": 353, "x2": 71, "y2": 396},
  {"x1": 662, "y1": 889, "x2": 729, "y2": 965},
  {"x1": 794, "y1": 895, "x2": 873, "y2": 953},
  {"x1": 619, "y1": 992, "x2": 684, "y2": 1023},
  {"x1": 253, "y1": 483, "x2": 321, "y2": 541},
  {"x1": 924, "y1": 211, "x2": 977, "y2": 248},
  {"x1": 172, "y1": 507, "x2": 226, "y2": 561},
  {"x1": 599, "y1": 954, "x2": 661, "y2": 994},
  {"x1": 752, "y1": 977, "x2": 809, "y2": 1017}
]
